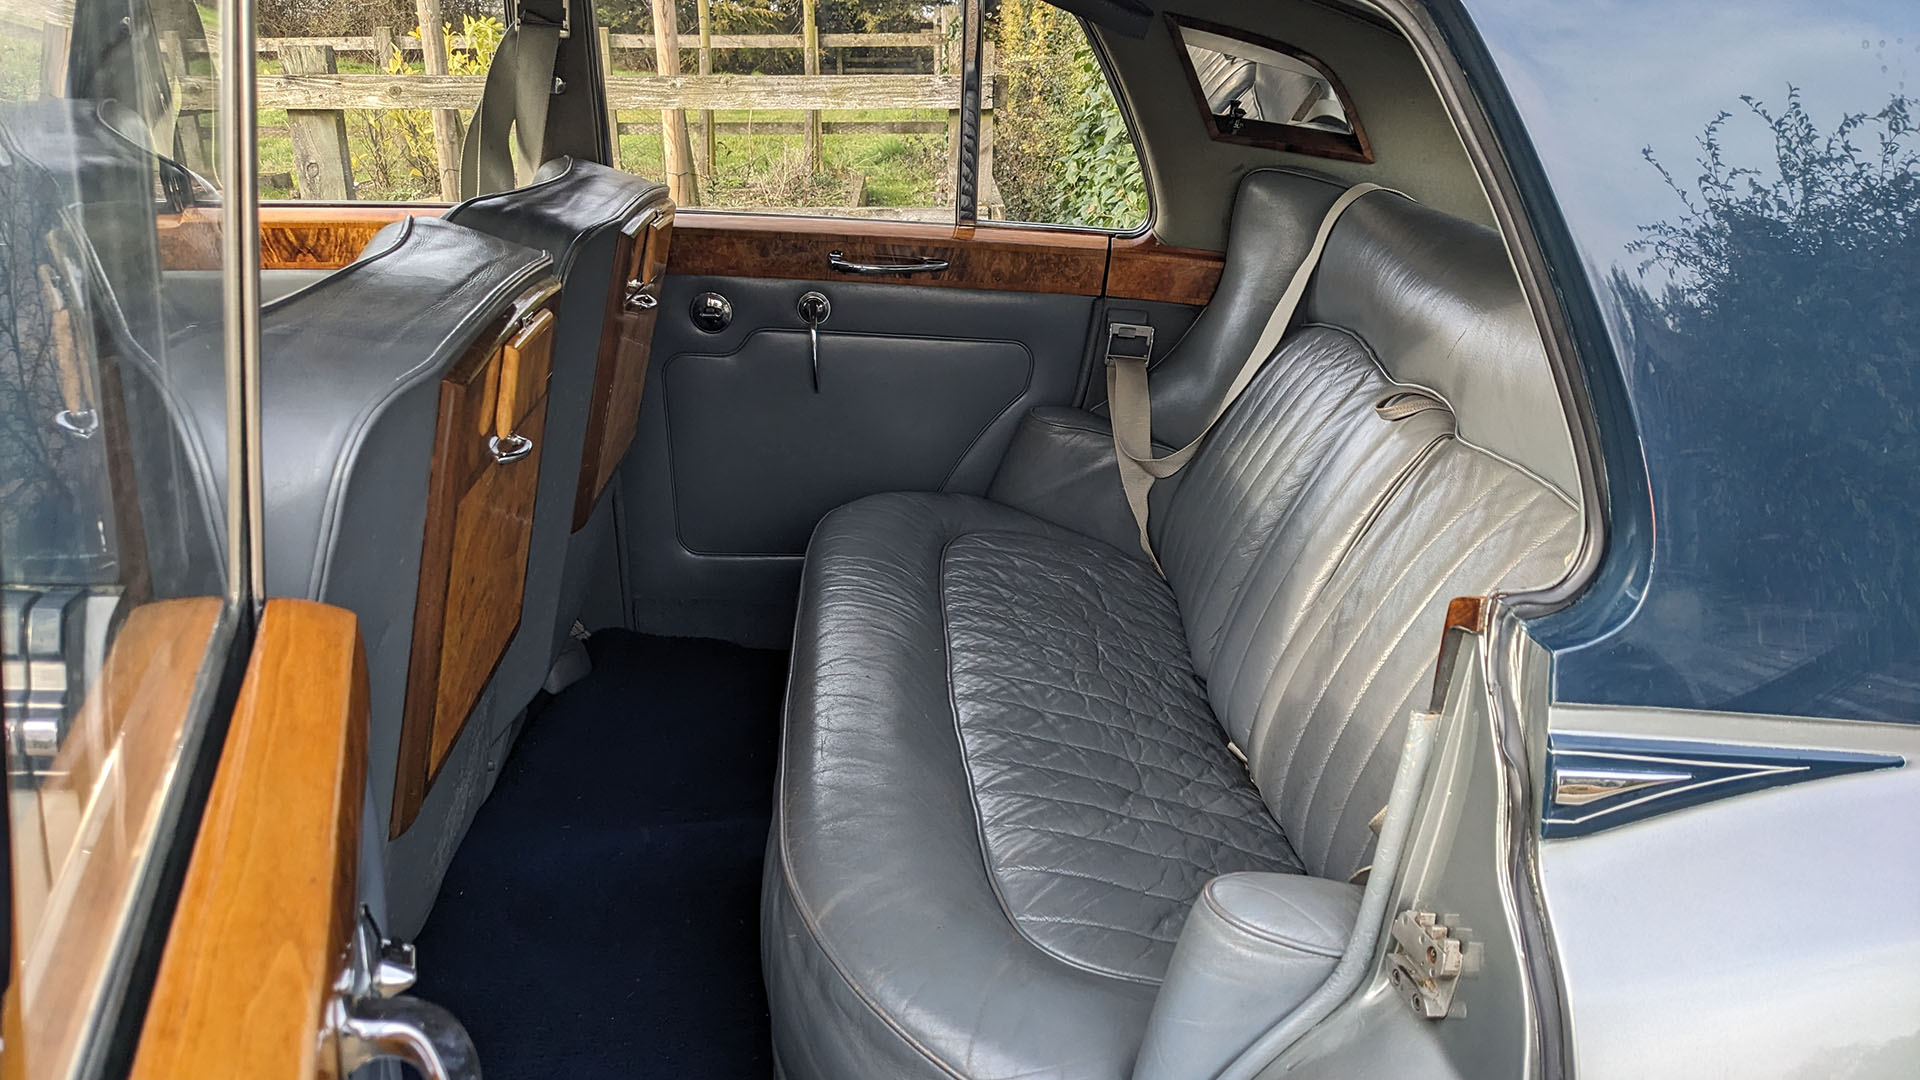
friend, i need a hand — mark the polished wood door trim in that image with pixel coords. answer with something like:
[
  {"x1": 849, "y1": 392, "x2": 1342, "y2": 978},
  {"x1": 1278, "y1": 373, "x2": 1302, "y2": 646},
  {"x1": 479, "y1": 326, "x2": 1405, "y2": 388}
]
[
  {"x1": 1105, "y1": 234, "x2": 1226, "y2": 308},
  {"x1": 667, "y1": 213, "x2": 1110, "y2": 295},
  {"x1": 129, "y1": 599, "x2": 368, "y2": 1080},
  {"x1": 6, "y1": 598, "x2": 222, "y2": 1080},
  {"x1": 157, "y1": 204, "x2": 447, "y2": 272}
]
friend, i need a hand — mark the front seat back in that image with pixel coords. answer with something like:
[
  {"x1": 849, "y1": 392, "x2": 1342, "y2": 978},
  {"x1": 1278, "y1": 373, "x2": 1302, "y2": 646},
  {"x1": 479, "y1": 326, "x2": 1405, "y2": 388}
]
[
  {"x1": 442, "y1": 158, "x2": 672, "y2": 696},
  {"x1": 167, "y1": 216, "x2": 561, "y2": 932}
]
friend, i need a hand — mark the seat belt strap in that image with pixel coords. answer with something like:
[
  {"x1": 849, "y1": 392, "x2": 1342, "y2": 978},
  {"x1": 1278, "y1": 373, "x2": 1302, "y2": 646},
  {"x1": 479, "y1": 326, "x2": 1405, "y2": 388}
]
[
  {"x1": 1106, "y1": 182, "x2": 1391, "y2": 565},
  {"x1": 460, "y1": 0, "x2": 567, "y2": 198}
]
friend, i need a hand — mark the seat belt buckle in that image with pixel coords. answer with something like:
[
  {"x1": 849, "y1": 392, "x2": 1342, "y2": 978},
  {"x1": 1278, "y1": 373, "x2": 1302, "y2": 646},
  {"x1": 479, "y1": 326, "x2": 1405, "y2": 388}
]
[{"x1": 1103, "y1": 320, "x2": 1154, "y2": 367}]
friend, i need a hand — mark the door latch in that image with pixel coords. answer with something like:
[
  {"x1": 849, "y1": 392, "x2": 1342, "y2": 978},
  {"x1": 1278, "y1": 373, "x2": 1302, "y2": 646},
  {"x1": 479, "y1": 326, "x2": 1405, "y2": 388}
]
[{"x1": 1387, "y1": 909, "x2": 1470, "y2": 1019}]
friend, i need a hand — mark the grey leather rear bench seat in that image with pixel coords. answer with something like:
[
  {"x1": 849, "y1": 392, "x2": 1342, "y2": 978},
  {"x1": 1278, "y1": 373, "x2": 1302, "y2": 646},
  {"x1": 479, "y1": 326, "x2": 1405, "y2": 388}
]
[{"x1": 763, "y1": 171, "x2": 1583, "y2": 1080}]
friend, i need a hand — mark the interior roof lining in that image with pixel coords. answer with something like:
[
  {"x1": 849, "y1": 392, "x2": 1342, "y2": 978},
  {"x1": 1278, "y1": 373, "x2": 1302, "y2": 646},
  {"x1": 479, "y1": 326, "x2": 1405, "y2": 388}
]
[{"x1": 1090, "y1": 0, "x2": 1497, "y2": 251}]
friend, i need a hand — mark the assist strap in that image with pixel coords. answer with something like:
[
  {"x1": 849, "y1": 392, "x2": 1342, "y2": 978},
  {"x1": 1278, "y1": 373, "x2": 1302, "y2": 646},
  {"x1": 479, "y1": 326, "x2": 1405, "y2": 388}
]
[
  {"x1": 459, "y1": 0, "x2": 567, "y2": 198},
  {"x1": 1107, "y1": 182, "x2": 1389, "y2": 566}
]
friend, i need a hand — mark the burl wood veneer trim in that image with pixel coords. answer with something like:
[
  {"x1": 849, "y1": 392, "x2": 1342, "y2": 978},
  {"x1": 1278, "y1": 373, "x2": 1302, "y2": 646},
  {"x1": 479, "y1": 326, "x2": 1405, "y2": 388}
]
[
  {"x1": 1105, "y1": 233, "x2": 1226, "y2": 308},
  {"x1": 668, "y1": 214, "x2": 1110, "y2": 295},
  {"x1": 157, "y1": 204, "x2": 446, "y2": 271}
]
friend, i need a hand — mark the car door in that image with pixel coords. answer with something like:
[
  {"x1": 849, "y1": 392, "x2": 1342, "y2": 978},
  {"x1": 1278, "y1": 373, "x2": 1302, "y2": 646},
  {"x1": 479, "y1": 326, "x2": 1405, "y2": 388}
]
[{"x1": 0, "y1": 2, "x2": 482, "y2": 1074}]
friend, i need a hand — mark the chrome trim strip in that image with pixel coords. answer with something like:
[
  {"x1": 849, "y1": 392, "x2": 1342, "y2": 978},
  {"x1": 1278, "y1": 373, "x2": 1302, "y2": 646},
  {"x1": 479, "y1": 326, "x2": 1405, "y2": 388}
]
[
  {"x1": 222, "y1": 0, "x2": 264, "y2": 610},
  {"x1": 1550, "y1": 766, "x2": 1693, "y2": 806},
  {"x1": 1543, "y1": 733, "x2": 1903, "y2": 838}
]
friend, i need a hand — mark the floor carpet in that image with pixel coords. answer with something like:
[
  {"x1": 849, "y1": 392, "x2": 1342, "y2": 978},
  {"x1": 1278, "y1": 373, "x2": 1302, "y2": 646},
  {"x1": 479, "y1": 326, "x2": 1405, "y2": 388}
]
[{"x1": 412, "y1": 630, "x2": 788, "y2": 1079}]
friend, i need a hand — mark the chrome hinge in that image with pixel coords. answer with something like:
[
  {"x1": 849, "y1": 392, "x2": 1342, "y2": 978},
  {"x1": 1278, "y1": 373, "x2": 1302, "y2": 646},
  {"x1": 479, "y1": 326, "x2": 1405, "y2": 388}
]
[
  {"x1": 1387, "y1": 909, "x2": 1472, "y2": 1020},
  {"x1": 331, "y1": 907, "x2": 479, "y2": 1080}
]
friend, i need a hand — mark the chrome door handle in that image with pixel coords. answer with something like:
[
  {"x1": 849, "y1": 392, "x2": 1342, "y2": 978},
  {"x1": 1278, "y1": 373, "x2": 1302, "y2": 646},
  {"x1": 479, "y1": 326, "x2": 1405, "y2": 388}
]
[
  {"x1": 53, "y1": 409, "x2": 99, "y2": 437},
  {"x1": 336, "y1": 993, "x2": 481, "y2": 1080},
  {"x1": 828, "y1": 251, "x2": 950, "y2": 275},
  {"x1": 336, "y1": 906, "x2": 479, "y2": 1079}
]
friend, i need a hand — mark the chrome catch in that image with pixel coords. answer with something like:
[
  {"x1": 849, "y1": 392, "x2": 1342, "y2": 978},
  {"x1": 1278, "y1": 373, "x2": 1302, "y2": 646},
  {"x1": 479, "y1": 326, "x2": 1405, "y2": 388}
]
[
  {"x1": 1387, "y1": 909, "x2": 1469, "y2": 1020},
  {"x1": 489, "y1": 433, "x2": 534, "y2": 464}
]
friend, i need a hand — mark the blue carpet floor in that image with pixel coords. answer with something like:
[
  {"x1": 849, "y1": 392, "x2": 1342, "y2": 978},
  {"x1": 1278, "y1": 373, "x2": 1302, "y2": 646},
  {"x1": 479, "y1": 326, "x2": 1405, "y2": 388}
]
[{"x1": 412, "y1": 631, "x2": 787, "y2": 1078}]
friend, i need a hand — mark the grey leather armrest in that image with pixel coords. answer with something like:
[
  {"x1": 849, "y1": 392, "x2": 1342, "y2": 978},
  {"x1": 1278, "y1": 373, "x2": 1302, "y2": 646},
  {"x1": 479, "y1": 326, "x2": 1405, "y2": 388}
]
[
  {"x1": 1133, "y1": 873, "x2": 1362, "y2": 1080},
  {"x1": 987, "y1": 406, "x2": 1162, "y2": 556}
]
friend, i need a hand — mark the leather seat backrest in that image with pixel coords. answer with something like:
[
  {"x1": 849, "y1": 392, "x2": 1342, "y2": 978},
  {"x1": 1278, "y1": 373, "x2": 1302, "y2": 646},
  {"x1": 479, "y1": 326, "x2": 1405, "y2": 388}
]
[
  {"x1": 166, "y1": 216, "x2": 556, "y2": 846},
  {"x1": 442, "y1": 157, "x2": 671, "y2": 697},
  {"x1": 1299, "y1": 186, "x2": 1581, "y2": 499},
  {"x1": 1149, "y1": 170, "x2": 1581, "y2": 880}
]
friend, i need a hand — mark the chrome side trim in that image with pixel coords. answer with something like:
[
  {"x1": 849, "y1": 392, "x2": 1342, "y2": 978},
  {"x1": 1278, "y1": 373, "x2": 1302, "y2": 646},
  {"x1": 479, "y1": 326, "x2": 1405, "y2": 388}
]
[
  {"x1": 221, "y1": 0, "x2": 264, "y2": 609},
  {"x1": 1542, "y1": 733, "x2": 1903, "y2": 838}
]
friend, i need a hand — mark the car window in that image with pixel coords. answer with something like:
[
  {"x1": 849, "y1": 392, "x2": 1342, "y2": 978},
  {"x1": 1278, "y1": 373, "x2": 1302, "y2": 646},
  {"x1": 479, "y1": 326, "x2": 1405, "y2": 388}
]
[
  {"x1": 983, "y1": 0, "x2": 1145, "y2": 230},
  {"x1": 222, "y1": 0, "x2": 503, "y2": 201},
  {"x1": 598, "y1": 0, "x2": 1145, "y2": 229}
]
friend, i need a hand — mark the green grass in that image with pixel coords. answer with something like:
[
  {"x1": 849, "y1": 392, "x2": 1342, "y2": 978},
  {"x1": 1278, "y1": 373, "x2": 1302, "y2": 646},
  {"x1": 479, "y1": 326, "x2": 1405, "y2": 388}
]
[
  {"x1": 611, "y1": 107, "x2": 948, "y2": 209},
  {"x1": 0, "y1": 36, "x2": 42, "y2": 104}
]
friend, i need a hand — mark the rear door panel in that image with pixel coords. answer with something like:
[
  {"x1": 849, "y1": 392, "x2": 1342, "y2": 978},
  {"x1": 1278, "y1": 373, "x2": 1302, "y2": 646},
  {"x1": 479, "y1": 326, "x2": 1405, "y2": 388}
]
[
  {"x1": 655, "y1": 274, "x2": 1088, "y2": 555},
  {"x1": 623, "y1": 217, "x2": 1127, "y2": 643}
]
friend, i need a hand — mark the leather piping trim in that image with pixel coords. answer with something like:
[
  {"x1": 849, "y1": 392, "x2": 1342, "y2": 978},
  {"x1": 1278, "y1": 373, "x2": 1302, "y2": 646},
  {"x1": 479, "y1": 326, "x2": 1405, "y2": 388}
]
[
  {"x1": 936, "y1": 529, "x2": 1172, "y2": 987},
  {"x1": 768, "y1": 813, "x2": 970, "y2": 1080},
  {"x1": 770, "y1": 648, "x2": 972, "y2": 1080}
]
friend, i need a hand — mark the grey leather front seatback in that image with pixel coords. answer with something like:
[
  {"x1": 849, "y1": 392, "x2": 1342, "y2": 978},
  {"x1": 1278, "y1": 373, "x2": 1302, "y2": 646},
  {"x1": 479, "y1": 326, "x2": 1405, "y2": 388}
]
[
  {"x1": 765, "y1": 175, "x2": 1582, "y2": 1078},
  {"x1": 164, "y1": 217, "x2": 554, "y2": 937},
  {"x1": 624, "y1": 273, "x2": 1092, "y2": 644},
  {"x1": 438, "y1": 157, "x2": 668, "y2": 732}
]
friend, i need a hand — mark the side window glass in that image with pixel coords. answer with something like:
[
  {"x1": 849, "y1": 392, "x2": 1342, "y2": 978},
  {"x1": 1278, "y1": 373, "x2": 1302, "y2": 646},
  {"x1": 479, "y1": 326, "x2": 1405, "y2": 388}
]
[
  {"x1": 596, "y1": 0, "x2": 1146, "y2": 230},
  {"x1": 2, "y1": 0, "x2": 250, "y2": 1070},
  {"x1": 604, "y1": 0, "x2": 965, "y2": 221},
  {"x1": 983, "y1": 0, "x2": 1146, "y2": 230},
  {"x1": 238, "y1": 4, "x2": 503, "y2": 202}
]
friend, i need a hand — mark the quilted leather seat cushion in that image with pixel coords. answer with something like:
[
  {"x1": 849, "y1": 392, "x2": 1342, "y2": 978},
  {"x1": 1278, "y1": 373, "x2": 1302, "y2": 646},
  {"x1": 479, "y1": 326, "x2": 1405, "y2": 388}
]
[
  {"x1": 766, "y1": 493, "x2": 1299, "y2": 1080},
  {"x1": 945, "y1": 531, "x2": 1300, "y2": 984}
]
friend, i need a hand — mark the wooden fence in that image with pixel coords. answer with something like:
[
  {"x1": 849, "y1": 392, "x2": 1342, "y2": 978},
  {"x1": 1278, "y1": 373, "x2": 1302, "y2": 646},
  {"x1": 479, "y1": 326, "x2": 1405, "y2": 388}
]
[
  {"x1": 157, "y1": 24, "x2": 989, "y2": 212},
  {"x1": 6, "y1": 0, "x2": 986, "y2": 210}
]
